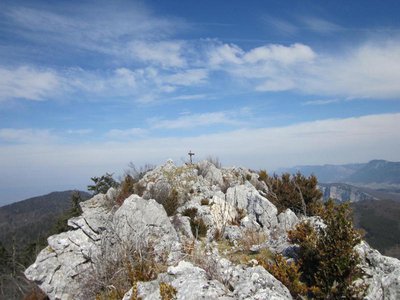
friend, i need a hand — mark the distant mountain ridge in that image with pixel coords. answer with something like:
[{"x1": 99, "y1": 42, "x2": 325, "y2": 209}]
[
  {"x1": 277, "y1": 159, "x2": 400, "y2": 186},
  {"x1": 0, "y1": 190, "x2": 90, "y2": 249}
]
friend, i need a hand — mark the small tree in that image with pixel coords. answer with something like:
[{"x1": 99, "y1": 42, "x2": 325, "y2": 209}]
[
  {"x1": 87, "y1": 173, "x2": 119, "y2": 195},
  {"x1": 288, "y1": 199, "x2": 365, "y2": 299},
  {"x1": 259, "y1": 171, "x2": 322, "y2": 216},
  {"x1": 53, "y1": 191, "x2": 84, "y2": 234}
]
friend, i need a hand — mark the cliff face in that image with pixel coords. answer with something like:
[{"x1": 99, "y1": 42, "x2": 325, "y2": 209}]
[
  {"x1": 319, "y1": 183, "x2": 378, "y2": 202},
  {"x1": 25, "y1": 160, "x2": 400, "y2": 300}
]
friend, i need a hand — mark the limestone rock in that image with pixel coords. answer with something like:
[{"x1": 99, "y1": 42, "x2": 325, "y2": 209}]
[
  {"x1": 356, "y1": 241, "x2": 400, "y2": 300},
  {"x1": 198, "y1": 160, "x2": 224, "y2": 187},
  {"x1": 209, "y1": 195, "x2": 238, "y2": 231},
  {"x1": 228, "y1": 265, "x2": 292, "y2": 300},
  {"x1": 226, "y1": 183, "x2": 278, "y2": 230},
  {"x1": 113, "y1": 195, "x2": 179, "y2": 256},
  {"x1": 25, "y1": 160, "x2": 400, "y2": 299}
]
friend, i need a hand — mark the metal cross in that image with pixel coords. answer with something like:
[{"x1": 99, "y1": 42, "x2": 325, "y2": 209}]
[{"x1": 188, "y1": 150, "x2": 195, "y2": 164}]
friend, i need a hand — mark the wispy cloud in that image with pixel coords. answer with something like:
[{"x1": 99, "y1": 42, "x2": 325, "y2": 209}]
[
  {"x1": 164, "y1": 69, "x2": 208, "y2": 86},
  {"x1": 129, "y1": 40, "x2": 187, "y2": 68},
  {"x1": 299, "y1": 16, "x2": 342, "y2": 33},
  {"x1": 149, "y1": 111, "x2": 244, "y2": 129},
  {"x1": 66, "y1": 129, "x2": 93, "y2": 135},
  {"x1": 263, "y1": 16, "x2": 298, "y2": 35},
  {"x1": 0, "y1": 128, "x2": 56, "y2": 144},
  {"x1": 207, "y1": 39, "x2": 400, "y2": 99},
  {"x1": 263, "y1": 15, "x2": 341, "y2": 35},
  {"x1": 0, "y1": 66, "x2": 60, "y2": 101},
  {"x1": 3, "y1": 3, "x2": 182, "y2": 57},
  {"x1": 302, "y1": 99, "x2": 341, "y2": 106},
  {"x1": 106, "y1": 128, "x2": 148, "y2": 139},
  {"x1": 170, "y1": 94, "x2": 208, "y2": 101}
]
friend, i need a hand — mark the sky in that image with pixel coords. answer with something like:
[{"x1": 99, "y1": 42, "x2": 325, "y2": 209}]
[{"x1": 1, "y1": 0, "x2": 400, "y2": 205}]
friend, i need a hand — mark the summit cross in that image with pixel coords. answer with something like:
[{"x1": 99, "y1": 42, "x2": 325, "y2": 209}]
[{"x1": 188, "y1": 150, "x2": 195, "y2": 164}]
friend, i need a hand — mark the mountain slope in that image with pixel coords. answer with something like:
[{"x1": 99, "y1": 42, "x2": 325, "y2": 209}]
[
  {"x1": 277, "y1": 159, "x2": 400, "y2": 186},
  {"x1": 352, "y1": 199, "x2": 400, "y2": 258},
  {"x1": 0, "y1": 190, "x2": 90, "y2": 249},
  {"x1": 276, "y1": 163, "x2": 364, "y2": 183},
  {"x1": 346, "y1": 160, "x2": 400, "y2": 184}
]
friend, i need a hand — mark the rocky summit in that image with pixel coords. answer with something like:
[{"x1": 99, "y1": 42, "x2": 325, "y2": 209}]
[{"x1": 25, "y1": 160, "x2": 400, "y2": 300}]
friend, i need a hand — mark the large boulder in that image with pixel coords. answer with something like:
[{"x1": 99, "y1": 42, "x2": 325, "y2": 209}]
[
  {"x1": 25, "y1": 194, "x2": 110, "y2": 300},
  {"x1": 356, "y1": 241, "x2": 400, "y2": 300},
  {"x1": 25, "y1": 192, "x2": 179, "y2": 300},
  {"x1": 113, "y1": 195, "x2": 179, "y2": 256},
  {"x1": 226, "y1": 183, "x2": 278, "y2": 231},
  {"x1": 198, "y1": 160, "x2": 224, "y2": 187},
  {"x1": 123, "y1": 261, "x2": 234, "y2": 300}
]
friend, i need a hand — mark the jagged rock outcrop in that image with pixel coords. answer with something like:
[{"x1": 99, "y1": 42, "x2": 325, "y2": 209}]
[
  {"x1": 356, "y1": 241, "x2": 400, "y2": 299},
  {"x1": 25, "y1": 160, "x2": 400, "y2": 300},
  {"x1": 25, "y1": 191, "x2": 179, "y2": 299}
]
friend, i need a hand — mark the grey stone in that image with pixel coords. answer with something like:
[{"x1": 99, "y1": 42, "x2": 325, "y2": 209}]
[
  {"x1": 228, "y1": 265, "x2": 293, "y2": 300},
  {"x1": 113, "y1": 195, "x2": 179, "y2": 256},
  {"x1": 356, "y1": 241, "x2": 400, "y2": 300},
  {"x1": 198, "y1": 160, "x2": 224, "y2": 187},
  {"x1": 226, "y1": 183, "x2": 278, "y2": 230}
]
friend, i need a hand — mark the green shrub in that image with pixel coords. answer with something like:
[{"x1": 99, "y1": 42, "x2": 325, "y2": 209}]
[
  {"x1": 259, "y1": 171, "x2": 322, "y2": 216},
  {"x1": 163, "y1": 188, "x2": 179, "y2": 216},
  {"x1": 182, "y1": 208, "x2": 208, "y2": 238},
  {"x1": 288, "y1": 199, "x2": 366, "y2": 299},
  {"x1": 115, "y1": 175, "x2": 136, "y2": 206},
  {"x1": 87, "y1": 173, "x2": 119, "y2": 195},
  {"x1": 260, "y1": 254, "x2": 308, "y2": 298},
  {"x1": 52, "y1": 191, "x2": 84, "y2": 234}
]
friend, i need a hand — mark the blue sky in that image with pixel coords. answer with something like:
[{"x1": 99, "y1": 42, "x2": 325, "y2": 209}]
[{"x1": 1, "y1": 0, "x2": 400, "y2": 204}]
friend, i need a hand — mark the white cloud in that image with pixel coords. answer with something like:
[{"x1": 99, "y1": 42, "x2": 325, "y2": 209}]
[
  {"x1": 208, "y1": 40, "x2": 400, "y2": 99},
  {"x1": 243, "y1": 43, "x2": 315, "y2": 65},
  {"x1": 301, "y1": 41, "x2": 400, "y2": 99},
  {"x1": 0, "y1": 66, "x2": 60, "y2": 101},
  {"x1": 208, "y1": 43, "x2": 243, "y2": 66}
]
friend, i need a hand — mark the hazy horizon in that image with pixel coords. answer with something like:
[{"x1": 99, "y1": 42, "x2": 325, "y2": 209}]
[{"x1": 1, "y1": 157, "x2": 398, "y2": 207}]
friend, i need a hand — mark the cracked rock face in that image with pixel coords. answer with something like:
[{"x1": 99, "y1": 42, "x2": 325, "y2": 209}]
[
  {"x1": 122, "y1": 260, "x2": 292, "y2": 300},
  {"x1": 226, "y1": 183, "x2": 278, "y2": 231},
  {"x1": 24, "y1": 193, "x2": 179, "y2": 300},
  {"x1": 356, "y1": 241, "x2": 400, "y2": 300}
]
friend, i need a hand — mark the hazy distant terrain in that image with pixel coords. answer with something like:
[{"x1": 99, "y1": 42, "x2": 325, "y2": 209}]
[
  {"x1": 352, "y1": 199, "x2": 400, "y2": 258},
  {"x1": 278, "y1": 159, "x2": 400, "y2": 202},
  {"x1": 0, "y1": 190, "x2": 90, "y2": 299},
  {"x1": 0, "y1": 190, "x2": 90, "y2": 250},
  {"x1": 278, "y1": 159, "x2": 400, "y2": 258},
  {"x1": 278, "y1": 159, "x2": 400, "y2": 185}
]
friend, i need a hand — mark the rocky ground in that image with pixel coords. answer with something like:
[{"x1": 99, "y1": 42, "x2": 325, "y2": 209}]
[{"x1": 25, "y1": 160, "x2": 400, "y2": 299}]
